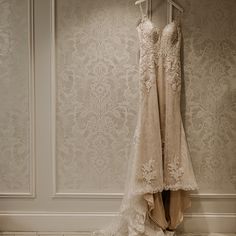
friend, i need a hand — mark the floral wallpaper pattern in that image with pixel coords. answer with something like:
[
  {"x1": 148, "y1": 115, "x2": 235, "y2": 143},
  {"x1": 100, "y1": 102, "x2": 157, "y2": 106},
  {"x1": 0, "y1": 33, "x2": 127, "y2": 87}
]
[
  {"x1": 0, "y1": 0, "x2": 31, "y2": 193},
  {"x1": 55, "y1": 0, "x2": 236, "y2": 193},
  {"x1": 55, "y1": 0, "x2": 140, "y2": 192},
  {"x1": 179, "y1": 0, "x2": 236, "y2": 193}
]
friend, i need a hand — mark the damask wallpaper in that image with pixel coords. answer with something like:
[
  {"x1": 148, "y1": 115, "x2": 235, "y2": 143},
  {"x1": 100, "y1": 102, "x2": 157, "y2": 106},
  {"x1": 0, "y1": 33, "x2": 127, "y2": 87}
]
[
  {"x1": 0, "y1": 0, "x2": 31, "y2": 193},
  {"x1": 55, "y1": 0, "x2": 140, "y2": 193},
  {"x1": 179, "y1": 0, "x2": 236, "y2": 193},
  {"x1": 55, "y1": 0, "x2": 236, "y2": 194}
]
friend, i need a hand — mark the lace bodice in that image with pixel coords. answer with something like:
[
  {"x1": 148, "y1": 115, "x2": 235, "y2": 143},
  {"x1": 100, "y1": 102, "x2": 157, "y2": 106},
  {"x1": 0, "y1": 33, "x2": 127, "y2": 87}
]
[{"x1": 137, "y1": 17, "x2": 182, "y2": 93}]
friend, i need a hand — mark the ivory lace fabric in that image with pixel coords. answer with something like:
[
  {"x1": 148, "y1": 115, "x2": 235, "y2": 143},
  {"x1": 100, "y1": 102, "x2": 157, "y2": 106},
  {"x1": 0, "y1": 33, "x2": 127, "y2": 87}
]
[{"x1": 92, "y1": 16, "x2": 198, "y2": 236}]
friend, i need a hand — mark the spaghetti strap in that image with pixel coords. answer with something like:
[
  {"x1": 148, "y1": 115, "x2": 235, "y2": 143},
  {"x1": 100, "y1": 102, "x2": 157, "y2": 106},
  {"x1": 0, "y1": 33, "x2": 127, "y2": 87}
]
[{"x1": 138, "y1": 1, "x2": 149, "y2": 19}]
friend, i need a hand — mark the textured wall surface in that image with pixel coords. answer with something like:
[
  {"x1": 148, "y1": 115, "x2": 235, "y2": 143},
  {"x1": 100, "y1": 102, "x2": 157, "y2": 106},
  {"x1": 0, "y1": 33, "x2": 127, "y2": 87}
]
[
  {"x1": 0, "y1": 0, "x2": 234, "y2": 232},
  {"x1": 179, "y1": 0, "x2": 236, "y2": 193},
  {"x1": 54, "y1": 0, "x2": 236, "y2": 194},
  {"x1": 0, "y1": 0, "x2": 31, "y2": 193},
  {"x1": 55, "y1": 0, "x2": 140, "y2": 193}
]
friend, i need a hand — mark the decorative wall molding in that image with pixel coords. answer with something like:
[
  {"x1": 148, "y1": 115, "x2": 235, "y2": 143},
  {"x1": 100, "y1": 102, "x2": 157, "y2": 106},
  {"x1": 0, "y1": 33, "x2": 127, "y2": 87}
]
[
  {"x1": 50, "y1": 0, "x2": 236, "y2": 200},
  {"x1": 52, "y1": 192, "x2": 124, "y2": 199},
  {"x1": 51, "y1": 0, "x2": 236, "y2": 199},
  {"x1": 190, "y1": 193, "x2": 236, "y2": 199},
  {"x1": 52, "y1": 192, "x2": 236, "y2": 199},
  {"x1": 50, "y1": 0, "x2": 138, "y2": 198},
  {"x1": 0, "y1": 211, "x2": 235, "y2": 232},
  {"x1": 0, "y1": 233, "x2": 90, "y2": 236},
  {"x1": 50, "y1": 0, "x2": 127, "y2": 198},
  {"x1": 0, "y1": 233, "x2": 234, "y2": 236},
  {"x1": 0, "y1": 0, "x2": 35, "y2": 199},
  {"x1": 51, "y1": 0, "x2": 57, "y2": 198}
]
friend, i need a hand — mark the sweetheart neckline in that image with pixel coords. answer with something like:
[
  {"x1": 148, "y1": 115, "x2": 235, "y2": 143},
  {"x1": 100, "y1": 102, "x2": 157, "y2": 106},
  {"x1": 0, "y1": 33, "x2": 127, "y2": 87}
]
[{"x1": 136, "y1": 15, "x2": 178, "y2": 33}]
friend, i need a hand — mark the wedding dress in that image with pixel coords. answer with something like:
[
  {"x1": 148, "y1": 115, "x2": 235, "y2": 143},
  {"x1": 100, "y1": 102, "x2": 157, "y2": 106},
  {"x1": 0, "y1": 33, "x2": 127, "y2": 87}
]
[{"x1": 92, "y1": 8, "x2": 198, "y2": 236}]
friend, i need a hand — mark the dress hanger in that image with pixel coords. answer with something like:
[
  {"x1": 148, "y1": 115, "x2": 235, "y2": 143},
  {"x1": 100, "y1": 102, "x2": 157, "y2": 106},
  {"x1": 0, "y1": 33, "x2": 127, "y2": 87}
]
[
  {"x1": 135, "y1": 0, "x2": 147, "y2": 5},
  {"x1": 135, "y1": 0, "x2": 150, "y2": 19},
  {"x1": 167, "y1": 0, "x2": 184, "y2": 23},
  {"x1": 135, "y1": 0, "x2": 183, "y2": 24}
]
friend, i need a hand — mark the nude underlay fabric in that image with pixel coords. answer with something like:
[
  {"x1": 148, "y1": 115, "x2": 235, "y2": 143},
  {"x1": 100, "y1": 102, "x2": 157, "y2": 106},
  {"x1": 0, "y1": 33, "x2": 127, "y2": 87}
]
[{"x1": 145, "y1": 190, "x2": 191, "y2": 230}]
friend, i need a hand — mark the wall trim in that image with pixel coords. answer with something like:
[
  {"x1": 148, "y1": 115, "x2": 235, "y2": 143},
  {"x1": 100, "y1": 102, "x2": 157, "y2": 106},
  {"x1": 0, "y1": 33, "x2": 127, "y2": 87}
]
[
  {"x1": 0, "y1": 233, "x2": 233, "y2": 236},
  {"x1": 0, "y1": 233, "x2": 91, "y2": 236},
  {"x1": 50, "y1": 0, "x2": 236, "y2": 200},
  {"x1": 0, "y1": 211, "x2": 235, "y2": 232},
  {"x1": 50, "y1": 0, "x2": 152, "y2": 199},
  {"x1": 52, "y1": 192, "x2": 124, "y2": 199},
  {"x1": 52, "y1": 192, "x2": 236, "y2": 199},
  {"x1": 51, "y1": 0, "x2": 57, "y2": 198},
  {"x1": 0, "y1": 232, "x2": 91, "y2": 236},
  {"x1": 0, "y1": 0, "x2": 36, "y2": 199},
  {"x1": 190, "y1": 193, "x2": 236, "y2": 199}
]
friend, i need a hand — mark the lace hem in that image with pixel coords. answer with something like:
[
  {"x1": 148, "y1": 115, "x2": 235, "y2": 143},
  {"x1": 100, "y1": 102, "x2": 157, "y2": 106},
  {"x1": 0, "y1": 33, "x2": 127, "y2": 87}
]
[
  {"x1": 91, "y1": 184, "x2": 198, "y2": 236},
  {"x1": 163, "y1": 185, "x2": 199, "y2": 191},
  {"x1": 92, "y1": 192, "x2": 166, "y2": 236},
  {"x1": 130, "y1": 184, "x2": 198, "y2": 196}
]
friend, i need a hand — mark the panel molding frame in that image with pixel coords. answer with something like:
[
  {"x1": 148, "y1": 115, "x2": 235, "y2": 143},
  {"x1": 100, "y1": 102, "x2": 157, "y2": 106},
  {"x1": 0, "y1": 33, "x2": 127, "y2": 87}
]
[
  {"x1": 0, "y1": 0, "x2": 36, "y2": 199},
  {"x1": 50, "y1": 0, "x2": 131, "y2": 199},
  {"x1": 51, "y1": 192, "x2": 236, "y2": 199},
  {"x1": 50, "y1": 0, "x2": 236, "y2": 200},
  {"x1": 50, "y1": 0, "x2": 130, "y2": 199},
  {"x1": 51, "y1": 0, "x2": 56, "y2": 198}
]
